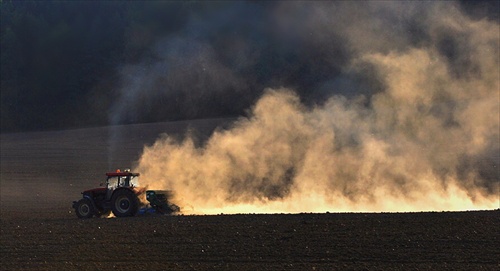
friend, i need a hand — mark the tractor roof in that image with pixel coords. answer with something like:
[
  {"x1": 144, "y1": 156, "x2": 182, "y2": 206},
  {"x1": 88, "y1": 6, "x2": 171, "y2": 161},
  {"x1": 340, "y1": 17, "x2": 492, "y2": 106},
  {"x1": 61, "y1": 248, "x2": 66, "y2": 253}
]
[{"x1": 106, "y1": 171, "x2": 140, "y2": 177}]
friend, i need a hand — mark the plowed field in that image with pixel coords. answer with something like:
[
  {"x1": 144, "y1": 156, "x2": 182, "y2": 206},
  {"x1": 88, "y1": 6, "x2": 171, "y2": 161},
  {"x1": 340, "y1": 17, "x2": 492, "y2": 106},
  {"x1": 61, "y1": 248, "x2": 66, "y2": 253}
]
[
  {"x1": 1, "y1": 121, "x2": 498, "y2": 270},
  {"x1": 1, "y1": 209, "x2": 498, "y2": 271}
]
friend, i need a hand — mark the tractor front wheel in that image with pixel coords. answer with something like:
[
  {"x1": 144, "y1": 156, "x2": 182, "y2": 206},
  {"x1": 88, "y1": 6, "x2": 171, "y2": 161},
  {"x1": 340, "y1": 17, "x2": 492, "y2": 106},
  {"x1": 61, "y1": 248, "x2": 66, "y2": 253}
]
[
  {"x1": 75, "y1": 198, "x2": 94, "y2": 219},
  {"x1": 111, "y1": 189, "x2": 139, "y2": 217}
]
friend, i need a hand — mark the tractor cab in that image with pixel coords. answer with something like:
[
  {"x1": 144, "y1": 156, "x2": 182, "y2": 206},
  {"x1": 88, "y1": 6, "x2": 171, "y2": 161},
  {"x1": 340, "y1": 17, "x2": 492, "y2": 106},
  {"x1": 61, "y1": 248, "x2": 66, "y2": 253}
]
[{"x1": 104, "y1": 169, "x2": 139, "y2": 190}]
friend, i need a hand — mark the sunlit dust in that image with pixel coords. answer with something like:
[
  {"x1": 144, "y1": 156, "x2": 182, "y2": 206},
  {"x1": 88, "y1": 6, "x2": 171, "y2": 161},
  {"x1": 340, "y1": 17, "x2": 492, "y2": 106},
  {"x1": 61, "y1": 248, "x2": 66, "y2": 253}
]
[{"x1": 133, "y1": 2, "x2": 499, "y2": 215}]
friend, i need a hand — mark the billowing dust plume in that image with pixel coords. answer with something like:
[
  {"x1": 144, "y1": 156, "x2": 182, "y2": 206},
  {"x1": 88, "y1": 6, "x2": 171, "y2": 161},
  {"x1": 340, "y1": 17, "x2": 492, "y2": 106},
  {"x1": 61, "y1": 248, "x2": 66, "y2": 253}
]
[{"x1": 134, "y1": 2, "x2": 499, "y2": 214}]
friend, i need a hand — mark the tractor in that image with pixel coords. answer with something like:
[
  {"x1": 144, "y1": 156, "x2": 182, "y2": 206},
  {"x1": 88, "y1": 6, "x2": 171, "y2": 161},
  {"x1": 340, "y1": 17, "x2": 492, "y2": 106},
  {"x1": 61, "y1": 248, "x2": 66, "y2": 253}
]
[{"x1": 72, "y1": 170, "x2": 179, "y2": 218}]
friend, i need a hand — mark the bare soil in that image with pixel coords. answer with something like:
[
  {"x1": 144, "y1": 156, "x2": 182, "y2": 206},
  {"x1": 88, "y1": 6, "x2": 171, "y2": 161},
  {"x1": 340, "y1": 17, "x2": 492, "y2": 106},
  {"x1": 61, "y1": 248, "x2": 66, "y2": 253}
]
[{"x1": 1, "y1": 120, "x2": 498, "y2": 270}]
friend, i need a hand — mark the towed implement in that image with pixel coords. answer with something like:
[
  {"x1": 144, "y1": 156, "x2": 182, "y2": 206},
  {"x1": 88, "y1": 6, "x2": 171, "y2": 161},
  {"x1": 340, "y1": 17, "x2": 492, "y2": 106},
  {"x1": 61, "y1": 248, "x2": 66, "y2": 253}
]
[
  {"x1": 72, "y1": 170, "x2": 179, "y2": 218},
  {"x1": 146, "y1": 190, "x2": 180, "y2": 214}
]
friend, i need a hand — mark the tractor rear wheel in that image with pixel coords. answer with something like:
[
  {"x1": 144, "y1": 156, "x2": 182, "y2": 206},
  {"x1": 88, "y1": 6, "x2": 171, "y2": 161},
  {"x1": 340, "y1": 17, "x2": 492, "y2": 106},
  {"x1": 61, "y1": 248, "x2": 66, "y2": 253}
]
[
  {"x1": 111, "y1": 189, "x2": 139, "y2": 217},
  {"x1": 75, "y1": 198, "x2": 94, "y2": 219}
]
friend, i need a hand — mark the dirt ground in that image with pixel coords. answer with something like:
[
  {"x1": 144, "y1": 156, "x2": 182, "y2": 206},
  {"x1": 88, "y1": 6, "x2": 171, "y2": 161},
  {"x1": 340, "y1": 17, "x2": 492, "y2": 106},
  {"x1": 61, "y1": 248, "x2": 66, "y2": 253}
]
[
  {"x1": 1, "y1": 120, "x2": 499, "y2": 270},
  {"x1": 1, "y1": 209, "x2": 498, "y2": 271}
]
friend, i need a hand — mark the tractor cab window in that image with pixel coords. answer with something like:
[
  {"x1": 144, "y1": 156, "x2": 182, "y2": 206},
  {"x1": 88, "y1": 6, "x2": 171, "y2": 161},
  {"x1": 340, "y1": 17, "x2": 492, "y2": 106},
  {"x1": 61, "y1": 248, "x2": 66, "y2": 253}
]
[
  {"x1": 107, "y1": 177, "x2": 118, "y2": 189},
  {"x1": 113, "y1": 176, "x2": 139, "y2": 188},
  {"x1": 129, "y1": 176, "x2": 139, "y2": 187},
  {"x1": 119, "y1": 177, "x2": 126, "y2": 187},
  {"x1": 106, "y1": 174, "x2": 139, "y2": 189}
]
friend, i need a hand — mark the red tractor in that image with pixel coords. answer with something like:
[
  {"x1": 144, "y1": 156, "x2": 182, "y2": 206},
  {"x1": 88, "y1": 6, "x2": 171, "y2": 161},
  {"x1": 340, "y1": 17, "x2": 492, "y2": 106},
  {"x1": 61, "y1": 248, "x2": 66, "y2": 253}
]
[
  {"x1": 73, "y1": 170, "x2": 143, "y2": 218},
  {"x1": 73, "y1": 170, "x2": 135, "y2": 218},
  {"x1": 73, "y1": 170, "x2": 180, "y2": 218}
]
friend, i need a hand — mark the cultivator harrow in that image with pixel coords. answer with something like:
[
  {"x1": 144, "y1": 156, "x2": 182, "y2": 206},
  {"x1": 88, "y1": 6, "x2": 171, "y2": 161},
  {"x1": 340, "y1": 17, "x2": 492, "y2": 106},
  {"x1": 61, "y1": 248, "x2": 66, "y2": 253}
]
[{"x1": 144, "y1": 190, "x2": 180, "y2": 215}]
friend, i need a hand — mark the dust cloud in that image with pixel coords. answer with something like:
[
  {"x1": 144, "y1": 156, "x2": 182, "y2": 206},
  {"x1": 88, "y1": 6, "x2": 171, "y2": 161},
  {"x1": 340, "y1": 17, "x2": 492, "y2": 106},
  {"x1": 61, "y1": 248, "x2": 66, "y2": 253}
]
[{"x1": 134, "y1": 2, "x2": 498, "y2": 214}]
